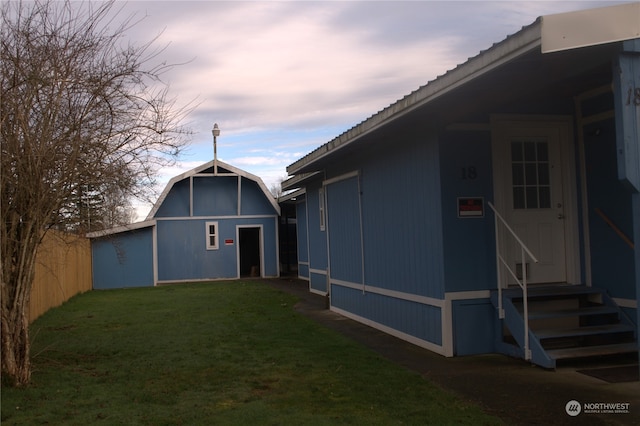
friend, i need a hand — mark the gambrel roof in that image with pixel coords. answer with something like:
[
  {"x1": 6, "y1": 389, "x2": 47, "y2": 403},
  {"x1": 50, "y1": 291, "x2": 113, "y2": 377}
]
[{"x1": 146, "y1": 159, "x2": 280, "y2": 219}]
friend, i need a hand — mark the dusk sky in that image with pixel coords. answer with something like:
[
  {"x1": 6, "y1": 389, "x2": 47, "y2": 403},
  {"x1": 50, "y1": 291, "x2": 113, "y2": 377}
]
[{"x1": 113, "y1": 1, "x2": 633, "y2": 219}]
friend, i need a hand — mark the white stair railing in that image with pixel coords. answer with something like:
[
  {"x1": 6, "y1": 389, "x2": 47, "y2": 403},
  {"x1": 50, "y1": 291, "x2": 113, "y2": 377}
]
[{"x1": 488, "y1": 201, "x2": 539, "y2": 361}]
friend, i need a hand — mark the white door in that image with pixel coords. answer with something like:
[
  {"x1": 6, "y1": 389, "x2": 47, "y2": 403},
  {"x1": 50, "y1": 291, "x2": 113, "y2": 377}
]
[{"x1": 493, "y1": 120, "x2": 571, "y2": 284}]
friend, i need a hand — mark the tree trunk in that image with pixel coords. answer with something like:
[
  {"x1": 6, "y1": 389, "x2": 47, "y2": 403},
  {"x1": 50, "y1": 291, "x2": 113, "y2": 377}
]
[{"x1": 1, "y1": 221, "x2": 39, "y2": 387}]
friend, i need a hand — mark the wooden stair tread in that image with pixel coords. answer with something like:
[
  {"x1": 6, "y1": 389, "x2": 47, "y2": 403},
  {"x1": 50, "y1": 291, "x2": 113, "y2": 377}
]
[
  {"x1": 536, "y1": 323, "x2": 634, "y2": 339},
  {"x1": 547, "y1": 342, "x2": 639, "y2": 360},
  {"x1": 527, "y1": 305, "x2": 618, "y2": 320}
]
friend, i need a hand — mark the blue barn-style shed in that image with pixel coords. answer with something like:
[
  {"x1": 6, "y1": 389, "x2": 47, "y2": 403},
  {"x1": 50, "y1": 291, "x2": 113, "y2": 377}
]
[
  {"x1": 90, "y1": 160, "x2": 281, "y2": 289},
  {"x1": 282, "y1": 4, "x2": 639, "y2": 368}
]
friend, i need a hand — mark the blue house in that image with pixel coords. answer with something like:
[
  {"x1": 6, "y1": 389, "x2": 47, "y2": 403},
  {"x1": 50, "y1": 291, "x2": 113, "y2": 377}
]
[
  {"x1": 89, "y1": 160, "x2": 281, "y2": 289},
  {"x1": 282, "y1": 4, "x2": 639, "y2": 368}
]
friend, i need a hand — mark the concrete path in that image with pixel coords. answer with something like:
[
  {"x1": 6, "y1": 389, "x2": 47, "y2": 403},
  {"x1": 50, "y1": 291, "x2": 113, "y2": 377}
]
[{"x1": 263, "y1": 278, "x2": 640, "y2": 426}]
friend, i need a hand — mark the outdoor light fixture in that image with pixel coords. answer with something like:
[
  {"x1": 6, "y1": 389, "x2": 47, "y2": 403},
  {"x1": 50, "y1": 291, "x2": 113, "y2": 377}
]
[{"x1": 212, "y1": 123, "x2": 220, "y2": 174}]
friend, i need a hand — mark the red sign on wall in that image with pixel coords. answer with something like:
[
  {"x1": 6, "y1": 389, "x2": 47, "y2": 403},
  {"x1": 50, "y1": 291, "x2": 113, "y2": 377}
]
[
  {"x1": 225, "y1": 239, "x2": 234, "y2": 245},
  {"x1": 457, "y1": 197, "x2": 484, "y2": 218}
]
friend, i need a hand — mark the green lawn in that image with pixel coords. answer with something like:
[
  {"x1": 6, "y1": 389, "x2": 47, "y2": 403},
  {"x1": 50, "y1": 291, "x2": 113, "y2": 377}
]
[{"x1": 2, "y1": 281, "x2": 502, "y2": 425}]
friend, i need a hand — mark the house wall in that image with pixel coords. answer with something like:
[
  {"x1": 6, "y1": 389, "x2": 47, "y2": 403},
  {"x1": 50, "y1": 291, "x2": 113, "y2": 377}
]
[
  {"x1": 155, "y1": 216, "x2": 278, "y2": 282},
  {"x1": 440, "y1": 130, "x2": 496, "y2": 292},
  {"x1": 321, "y1": 128, "x2": 447, "y2": 351},
  {"x1": 295, "y1": 197, "x2": 310, "y2": 280},
  {"x1": 439, "y1": 130, "x2": 498, "y2": 355},
  {"x1": 306, "y1": 181, "x2": 328, "y2": 294},
  {"x1": 92, "y1": 227, "x2": 154, "y2": 289}
]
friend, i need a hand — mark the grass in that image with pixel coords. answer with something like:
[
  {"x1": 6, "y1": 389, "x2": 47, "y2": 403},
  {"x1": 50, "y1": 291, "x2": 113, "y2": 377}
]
[{"x1": 2, "y1": 281, "x2": 502, "y2": 425}]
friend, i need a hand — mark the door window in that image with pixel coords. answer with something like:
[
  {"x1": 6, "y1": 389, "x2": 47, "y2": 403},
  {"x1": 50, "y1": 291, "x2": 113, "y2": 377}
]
[{"x1": 511, "y1": 139, "x2": 551, "y2": 209}]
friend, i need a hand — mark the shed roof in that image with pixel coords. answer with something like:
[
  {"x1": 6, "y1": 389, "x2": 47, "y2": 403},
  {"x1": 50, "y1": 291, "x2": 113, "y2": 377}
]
[
  {"x1": 146, "y1": 159, "x2": 280, "y2": 219},
  {"x1": 285, "y1": 3, "x2": 639, "y2": 179}
]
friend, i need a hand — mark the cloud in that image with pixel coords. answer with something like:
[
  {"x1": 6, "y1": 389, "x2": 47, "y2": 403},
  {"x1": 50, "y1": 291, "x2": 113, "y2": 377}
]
[{"x1": 114, "y1": 0, "x2": 629, "y2": 219}]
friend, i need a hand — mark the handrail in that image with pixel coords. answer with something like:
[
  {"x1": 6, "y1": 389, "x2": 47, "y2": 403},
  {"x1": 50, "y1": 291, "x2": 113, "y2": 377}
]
[
  {"x1": 488, "y1": 201, "x2": 539, "y2": 361},
  {"x1": 594, "y1": 208, "x2": 634, "y2": 249}
]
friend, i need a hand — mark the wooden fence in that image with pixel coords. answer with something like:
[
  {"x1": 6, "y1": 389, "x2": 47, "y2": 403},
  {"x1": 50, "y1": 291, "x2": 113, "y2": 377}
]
[{"x1": 30, "y1": 230, "x2": 92, "y2": 322}]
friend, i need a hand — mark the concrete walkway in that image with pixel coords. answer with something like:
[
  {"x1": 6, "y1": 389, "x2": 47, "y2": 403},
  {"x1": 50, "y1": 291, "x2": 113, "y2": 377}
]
[{"x1": 263, "y1": 278, "x2": 640, "y2": 426}]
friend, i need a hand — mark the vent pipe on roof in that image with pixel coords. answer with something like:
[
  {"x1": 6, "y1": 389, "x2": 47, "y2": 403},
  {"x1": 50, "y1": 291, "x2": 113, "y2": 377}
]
[{"x1": 212, "y1": 123, "x2": 220, "y2": 175}]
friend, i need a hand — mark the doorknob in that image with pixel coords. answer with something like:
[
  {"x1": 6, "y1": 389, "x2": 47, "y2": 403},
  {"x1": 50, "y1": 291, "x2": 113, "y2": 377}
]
[{"x1": 558, "y1": 213, "x2": 565, "y2": 219}]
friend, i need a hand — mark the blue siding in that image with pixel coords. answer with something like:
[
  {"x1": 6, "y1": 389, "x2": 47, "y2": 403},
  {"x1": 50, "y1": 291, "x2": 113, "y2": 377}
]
[
  {"x1": 584, "y1": 119, "x2": 636, "y2": 300},
  {"x1": 192, "y1": 175, "x2": 238, "y2": 216},
  {"x1": 156, "y1": 219, "x2": 237, "y2": 281},
  {"x1": 310, "y1": 271, "x2": 327, "y2": 293},
  {"x1": 236, "y1": 216, "x2": 279, "y2": 277},
  {"x1": 156, "y1": 217, "x2": 278, "y2": 281},
  {"x1": 92, "y1": 227, "x2": 154, "y2": 289},
  {"x1": 298, "y1": 263, "x2": 310, "y2": 280},
  {"x1": 326, "y1": 176, "x2": 362, "y2": 284},
  {"x1": 155, "y1": 179, "x2": 190, "y2": 217},
  {"x1": 296, "y1": 199, "x2": 308, "y2": 263},
  {"x1": 452, "y1": 299, "x2": 496, "y2": 355},
  {"x1": 306, "y1": 184, "x2": 328, "y2": 272},
  {"x1": 331, "y1": 284, "x2": 442, "y2": 345},
  {"x1": 241, "y1": 178, "x2": 277, "y2": 215},
  {"x1": 440, "y1": 132, "x2": 497, "y2": 292},
  {"x1": 358, "y1": 132, "x2": 445, "y2": 299}
]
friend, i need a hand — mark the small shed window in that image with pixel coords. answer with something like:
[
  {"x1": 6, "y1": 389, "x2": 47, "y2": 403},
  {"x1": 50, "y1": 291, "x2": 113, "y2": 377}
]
[
  {"x1": 206, "y1": 221, "x2": 218, "y2": 250},
  {"x1": 319, "y1": 188, "x2": 325, "y2": 231}
]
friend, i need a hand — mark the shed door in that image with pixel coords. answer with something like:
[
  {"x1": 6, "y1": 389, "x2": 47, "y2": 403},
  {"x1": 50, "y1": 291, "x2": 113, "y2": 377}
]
[{"x1": 494, "y1": 121, "x2": 570, "y2": 284}]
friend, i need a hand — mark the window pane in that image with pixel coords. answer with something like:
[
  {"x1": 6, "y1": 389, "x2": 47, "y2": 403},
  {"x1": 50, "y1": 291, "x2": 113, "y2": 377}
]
[
  {"x1": 513, "y1": 187, "x2": 525, "y2": 209},
  {"x1": 511, "y1": 142, "x2": 523, "y2": 161},
  {"x1": 524, "y1": 142, "x2": 536, "y2": 161},
  {"x1": 210, "y1": 236, "x2": 216, "y2": 246},
  {"x1": 526, "y1": 187, "x2": 538, "y2": 208},
  {"x1": 525, "y1": 163, "x2": 537, "y2": 185},
  {"x1": 209, "y1": 224, "x2": 216, "y2": 235},
  {"x1": 512, "y1": 163, "x2": 524, "y2": 185},
  {"x1": 537, "y1": 142, "x2": 548, "y2": 161}
]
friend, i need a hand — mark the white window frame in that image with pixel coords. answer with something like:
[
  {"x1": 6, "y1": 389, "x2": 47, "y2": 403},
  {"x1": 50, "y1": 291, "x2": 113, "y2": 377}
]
[
  {"x1": 318, "y1": 188, "x2": 325, "y2": 231},
  {"x1": 205, "y1": 221, "x2": 219, "y2": 250}
]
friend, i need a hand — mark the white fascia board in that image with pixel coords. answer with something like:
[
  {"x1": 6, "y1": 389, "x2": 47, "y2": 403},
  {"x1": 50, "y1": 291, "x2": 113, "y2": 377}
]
[
  {"x1": 542, "y1": 3, "x2": 640, "y2": 53},
  {"x1": 86, "y1": 219, "x2": 156, "y2": 238}
]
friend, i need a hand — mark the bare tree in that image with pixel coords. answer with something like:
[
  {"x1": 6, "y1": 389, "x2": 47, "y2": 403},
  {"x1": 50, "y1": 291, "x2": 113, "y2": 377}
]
[{"x1": 1, "y1": 0, "x2": 193, "y2": 386}]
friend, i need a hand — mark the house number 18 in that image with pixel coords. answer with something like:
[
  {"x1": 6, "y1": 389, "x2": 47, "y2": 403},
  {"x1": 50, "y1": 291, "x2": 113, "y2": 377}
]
[
  {"x1": 461, "y1": 166, "x2": 478, "y2": 180},
  {"x1": 627, "y1": 87, "x2": 640, "y2": 106}
]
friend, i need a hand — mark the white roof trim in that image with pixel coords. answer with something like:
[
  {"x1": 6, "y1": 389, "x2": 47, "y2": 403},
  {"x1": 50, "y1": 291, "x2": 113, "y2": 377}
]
[
  {"x1": 146, "y1": 159, "x2": 280, "y2": 219},
  {"x1": 86, "y1": 219, "x2": 156, "y2": 238},
  {"x1": 542, "y1": 3, "x2": 640, "y2": 53}
]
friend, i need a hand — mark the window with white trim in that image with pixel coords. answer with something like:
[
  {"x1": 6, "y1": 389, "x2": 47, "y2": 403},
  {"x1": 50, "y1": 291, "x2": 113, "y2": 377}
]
[
  {"x1": 206, "y1": 221, "x2": 218, "y2": 250},
  {"x1": 319, "y1": 188, "x2": 325, "y2": 231}
]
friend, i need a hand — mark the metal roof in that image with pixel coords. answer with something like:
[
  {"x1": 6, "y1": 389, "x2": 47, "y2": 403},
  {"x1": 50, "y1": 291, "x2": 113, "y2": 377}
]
[{"x1": 286, "y1": 3, "x2": 639, "y2": 176}]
